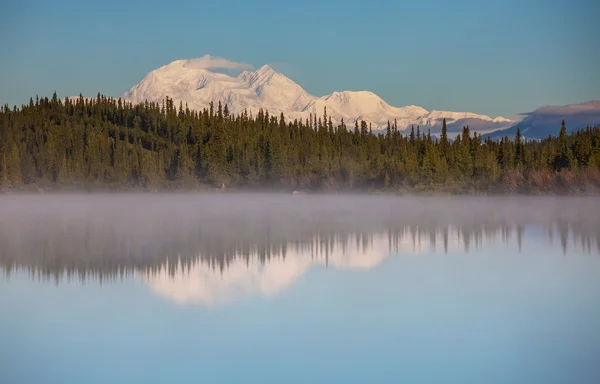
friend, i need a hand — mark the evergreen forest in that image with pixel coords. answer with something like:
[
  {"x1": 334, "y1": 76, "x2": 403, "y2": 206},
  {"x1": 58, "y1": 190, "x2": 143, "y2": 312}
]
[{"x1": 1, "y1": 93, "x2": 600, "y2": 194}]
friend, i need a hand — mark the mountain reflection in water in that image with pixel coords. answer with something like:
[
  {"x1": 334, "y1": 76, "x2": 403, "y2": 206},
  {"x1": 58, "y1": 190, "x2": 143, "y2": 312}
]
[{"x1": 1, "y1": 194, "x2": 598, "y2": 306}]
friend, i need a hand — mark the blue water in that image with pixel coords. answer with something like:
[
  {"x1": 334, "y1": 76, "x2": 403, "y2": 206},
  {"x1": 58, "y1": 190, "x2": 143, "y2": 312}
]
[{"x1": 1, "y1": 195, "x2": 599, "y2": 384}]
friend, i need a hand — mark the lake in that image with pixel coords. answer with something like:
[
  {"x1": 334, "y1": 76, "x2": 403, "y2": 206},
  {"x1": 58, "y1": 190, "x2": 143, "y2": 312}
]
[{"x1": 1, "y1": 194, "x2": 599, "y2": 384}]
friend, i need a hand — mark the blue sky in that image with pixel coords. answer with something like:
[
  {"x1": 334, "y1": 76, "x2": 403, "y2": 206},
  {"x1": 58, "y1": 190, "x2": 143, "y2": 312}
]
[{"x1": 1, "y1": 0, "x2": 598, "y2": 117}]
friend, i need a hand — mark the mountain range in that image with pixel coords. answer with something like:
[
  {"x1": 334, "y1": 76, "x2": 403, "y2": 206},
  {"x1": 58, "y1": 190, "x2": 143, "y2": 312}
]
[
  {"x1": 121, "y1": 59, "x2": 514, "y2": 139},
  {"x1": 120, "y1": 58, "x2": 600, "y2": 140}
]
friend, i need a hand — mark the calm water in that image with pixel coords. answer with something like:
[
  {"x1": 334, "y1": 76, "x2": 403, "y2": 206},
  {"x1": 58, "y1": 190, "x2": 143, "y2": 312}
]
[{"x1": 1, "y1": 194, "x2": 599, "y2": 384}]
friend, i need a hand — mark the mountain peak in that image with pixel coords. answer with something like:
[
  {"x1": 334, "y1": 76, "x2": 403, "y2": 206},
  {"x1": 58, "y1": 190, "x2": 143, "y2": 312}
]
[
  {"x1": 256, "y1": 64, "x2": 276, "y2": 75},
  {"x1": 165, "y1": 59, "x2": 186, "y2": 67},
  {"x1": 237, "y1": 70, "x2": 252, "y2": 81},
  {"x1": 250, "y1": 65, "x2": 281, "y2": 85}
]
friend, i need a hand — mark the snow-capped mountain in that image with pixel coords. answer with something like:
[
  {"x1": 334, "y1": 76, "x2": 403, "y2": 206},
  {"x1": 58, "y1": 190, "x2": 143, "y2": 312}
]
[
  {"x1": 296, "y1": 91, "x2": 430, "y2": 129},
  {"x1": 123, "y1": 60, "x2": 313, "y2": 117},
  {"x1": 122, "y1": 58, "x2": 516, "y2": 137}
]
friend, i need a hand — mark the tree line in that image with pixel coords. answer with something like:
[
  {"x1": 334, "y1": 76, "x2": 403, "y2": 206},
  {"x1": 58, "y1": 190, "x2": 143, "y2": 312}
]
[
  {"x1": 3, "y1": 214, "x2": 595, "y2": 283},
  {"x1": 1, "y1": 92, "x2": 600, "y2": 193}
]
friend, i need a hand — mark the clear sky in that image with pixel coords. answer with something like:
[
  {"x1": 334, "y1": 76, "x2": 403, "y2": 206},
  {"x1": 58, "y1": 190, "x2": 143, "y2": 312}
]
[{"x1": 1, "y1": 0, "x2": 598, "y2": 117}]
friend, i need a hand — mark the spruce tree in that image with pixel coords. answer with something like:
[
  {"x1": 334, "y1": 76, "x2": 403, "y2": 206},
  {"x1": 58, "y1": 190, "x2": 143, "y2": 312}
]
[{"x1": 440, "y1": 118, "x2": 448, "y2": 154}]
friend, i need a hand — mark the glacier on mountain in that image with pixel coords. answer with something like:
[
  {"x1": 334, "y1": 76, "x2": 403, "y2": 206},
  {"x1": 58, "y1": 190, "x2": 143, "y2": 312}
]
[{"x1": 122, "y1": 58, "x2": 516, "y2": 137}]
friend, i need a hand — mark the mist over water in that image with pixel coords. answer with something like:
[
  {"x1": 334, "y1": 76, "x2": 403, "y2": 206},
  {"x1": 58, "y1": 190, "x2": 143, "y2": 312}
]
[{"x1": 1, "y1": 194, "x2": 600, "y2": 383}]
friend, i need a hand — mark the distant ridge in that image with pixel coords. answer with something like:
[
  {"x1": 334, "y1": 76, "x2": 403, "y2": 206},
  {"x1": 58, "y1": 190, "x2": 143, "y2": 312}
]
[{"x1": 484, "y1": 101, "x2": 600, "y2": 140}]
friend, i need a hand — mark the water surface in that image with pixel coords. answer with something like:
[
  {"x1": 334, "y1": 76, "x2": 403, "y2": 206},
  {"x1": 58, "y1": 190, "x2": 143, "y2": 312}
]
[{"x1": 1, "y1": 195, "x2": 599, "y2": 384}]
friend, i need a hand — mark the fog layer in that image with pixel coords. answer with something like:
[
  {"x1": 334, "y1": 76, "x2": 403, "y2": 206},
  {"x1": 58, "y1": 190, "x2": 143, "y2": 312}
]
[{"x1": 1, "y1": 194, "x2": 598, "y2": 285}]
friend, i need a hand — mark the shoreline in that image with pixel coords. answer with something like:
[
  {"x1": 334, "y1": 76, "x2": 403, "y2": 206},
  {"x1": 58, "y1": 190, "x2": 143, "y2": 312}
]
[{"x1": 2, "y1": 184, "x2": 599, "y2": 197}]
